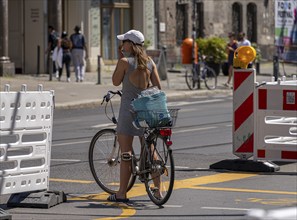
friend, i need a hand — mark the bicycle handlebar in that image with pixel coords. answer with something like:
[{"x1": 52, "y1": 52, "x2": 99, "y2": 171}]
[{"x1": 101, "y1": 90, "x2": 122, "y2": 105}]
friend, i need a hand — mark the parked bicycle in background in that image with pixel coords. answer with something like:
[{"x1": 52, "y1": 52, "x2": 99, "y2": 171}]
[{"x1": 185, "y1": 54, "x2": 217, "y2": 90}]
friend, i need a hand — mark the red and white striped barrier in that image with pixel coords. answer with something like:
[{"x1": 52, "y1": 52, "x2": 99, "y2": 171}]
[
  {"x1": 254, "y1": 79, "x2": 297, "y2": 161},
  {"x1": 233, "y1": 69, "x2": 256, "y2": 159}
]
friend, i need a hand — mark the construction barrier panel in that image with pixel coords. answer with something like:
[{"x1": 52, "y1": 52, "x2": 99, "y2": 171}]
[
  {"x1": 146, "y1": 48, "x2": 168, "y2": 81},
  {"x1": 0, "y1": 84, "x2": 54, "y2": 195},
  {"x1": 233, "y1": 68, "x2": 256, "y2": 159},
  {"x1": 254, "y1": 78, "x2": 297, "y2": 161}
]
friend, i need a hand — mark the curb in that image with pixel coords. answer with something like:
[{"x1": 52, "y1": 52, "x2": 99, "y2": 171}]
[{"x1": 54, "y1": 89, "x2": 233, "y2": 109}]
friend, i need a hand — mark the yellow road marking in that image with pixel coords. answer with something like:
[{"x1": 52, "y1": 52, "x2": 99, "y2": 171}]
[
  {"x1": 190, "y1": 186, "x2": 297, "y2": 195},
  {"x1": 58, "y1": 173, "x2": 297, "y2": 220},
  {"x1": 50, "y1": 178, "x2": 94, "y2": 184},
  {"x1": 173, "y1": 173, "x2": 257, "y2": 189},
  {"x1": 95, "y1": 203, "x2": 136, "y2": 220}
]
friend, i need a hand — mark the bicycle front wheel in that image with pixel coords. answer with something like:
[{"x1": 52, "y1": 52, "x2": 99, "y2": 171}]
[
  {"x1": 144, "y1": 136, "x2": 174, "y2": 206},
  {"x1": 89, "y1": 129, "x2": 136, "y2": 194},
  {"x1": 203, "y1": 66, "x2": 217, "y2": 90}
]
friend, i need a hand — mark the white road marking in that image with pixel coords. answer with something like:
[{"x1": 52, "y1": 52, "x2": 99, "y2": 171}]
[
  {"x1": 201, "y1": 207, "x2": 250, "y2": 211},
  {"x1": 162, "y1": 205, "x2": 183, "y2": 208},
  {"x1": 168, "y1": 99, "x2": 224, "y2": 107},
  {"x1": 92, "y1": 123, "x2": 115, "y2": 128},
  {"x1": 173, "y1": 126, "x2": 216, "y2": 134},
  {"x1": 52, "y1": 140, "x2": 90, "y2": 147},
  {"x1": 51, "y1": 159, "x2": 81, "y2": 162},
  {"x1": 175, "y1": 166, "x2": 190, "y2": 169},
  {"x1": 52, "y1": 127, "x2": 217, "y2": 147}
]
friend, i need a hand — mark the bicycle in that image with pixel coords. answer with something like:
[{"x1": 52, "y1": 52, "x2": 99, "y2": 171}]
[
  {"x1": 185, "y1": 55, "x2": 217, "y2": 90},
  {"x1": 88, "y1": 90, "x2": 179, "y2": 206}
]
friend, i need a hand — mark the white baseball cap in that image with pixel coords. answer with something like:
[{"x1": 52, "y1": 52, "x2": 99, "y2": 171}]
[{"x1": 117, "y1": 30, "x2": 145, "y2": 45}]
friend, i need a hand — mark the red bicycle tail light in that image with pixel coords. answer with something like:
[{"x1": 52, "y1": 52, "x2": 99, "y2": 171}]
[
  {"x1": 159, "y1": 128, "x2": 172, "y2": 136},
  {"x1": 166, "y1": 140, "x2": 172, "y2": 146}
]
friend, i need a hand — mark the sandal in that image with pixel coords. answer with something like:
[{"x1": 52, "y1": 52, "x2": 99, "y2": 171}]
[
  {"x1": 107, "y1": 194, "x2": 129, "y2": 203},
  {"x1": 223, "y1": 83, "x2": 230, "y2": 88},
  {"x1": 150, "y1": 187, "x2": 162, "y2": 200}
]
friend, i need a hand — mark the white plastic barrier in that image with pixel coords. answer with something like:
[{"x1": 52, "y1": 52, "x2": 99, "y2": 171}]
[
  {"x1": 0, "y1": 84, "x2": 54, "y2": 195},
  {"x1": 254, "y1": 79, "x2": 297, "y2": 161}
]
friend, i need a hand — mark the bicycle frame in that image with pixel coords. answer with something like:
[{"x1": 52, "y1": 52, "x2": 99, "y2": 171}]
[{"x1": 131, "y1": 127, "x2": 172, "y2": 182}]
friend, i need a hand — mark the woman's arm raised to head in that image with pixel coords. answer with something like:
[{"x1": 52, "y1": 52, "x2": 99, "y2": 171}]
[{"x1": 112, "y1": 58, "x2": 128, "y2": 86}]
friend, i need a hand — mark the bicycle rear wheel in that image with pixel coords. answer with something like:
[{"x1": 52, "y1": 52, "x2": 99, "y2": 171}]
[
  {"x1": 89, "y1": 128, "x2": 136, "y2": 194},
  {"x1": 185, "y1": 69, "x2": 199, "y2": 90},
  {"x1": 203, "y1": 66, "x2": 217, "y2": 90},
  {"x1": 144, "y1": 136, "x2": 174, "y2": 206}
]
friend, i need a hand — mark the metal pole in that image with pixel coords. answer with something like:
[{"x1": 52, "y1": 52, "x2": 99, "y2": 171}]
[
  {"x1": 36, "y1": 45, "x2": 40, "y2": 76},
  {"x1": 0, "y1": 0, "x2": 8, "y2": 59},
  {"x1": 273, "y1": 55, "x2": 279, "y2": 81},
  {"x1": 49, "y1": 53, "x2": 53, "y2": 81},
  {"x1": 97, "y1": 55, "x2": 101, "y2": 84},
  {"x1": 192, "y1": 0, "x2": 200, "y2": 89}
]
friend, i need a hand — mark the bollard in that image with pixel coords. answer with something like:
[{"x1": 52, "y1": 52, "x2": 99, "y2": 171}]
[
  {"x1": 49, "y1": 52, "x2": 53, "y2": 81},
  {"x1": 36, "y1": 45, "x2": 40, "y2": 76},
  {"x1": 273, "y1": 55, "x2": 279, "y2": 81},
  {"x1": 97, "y1": 55, "x2": 101, "y2": 84}
]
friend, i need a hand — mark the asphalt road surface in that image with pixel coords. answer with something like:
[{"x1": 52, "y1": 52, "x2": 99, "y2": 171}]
[{"x1": 1, "y1": 94, "x2": 296, "y2": 220}]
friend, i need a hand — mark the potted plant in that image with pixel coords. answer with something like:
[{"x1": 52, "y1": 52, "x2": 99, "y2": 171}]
[{"x1": 196, "y1": 37, "x2": 227, "y2": 75}]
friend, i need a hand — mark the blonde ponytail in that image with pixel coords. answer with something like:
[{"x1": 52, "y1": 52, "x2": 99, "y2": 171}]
[{"x1": 132, "y1": 44, "x2": 149, "y2": 70}]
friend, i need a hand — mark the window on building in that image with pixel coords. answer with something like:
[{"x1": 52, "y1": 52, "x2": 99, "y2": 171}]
[
  {"x1": 176, "y1": 2, "x2": 187, "y2": 45},
  {"x1": 232, "y1": 2, "x2": 243, "y2": 35},
  {"x1": 196, "y1": 2, "x2": 204, "y2": 38},
  {"x1": 247, "y1": 3, "x2": 257, "y2": 43},
  {"x1": 101, "y1": 0, "x2": 132, "y2": 62}
]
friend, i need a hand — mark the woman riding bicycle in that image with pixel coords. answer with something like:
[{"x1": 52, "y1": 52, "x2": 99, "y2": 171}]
[{"x1": 109, "y1": 29, "x2": 162, "y2": 202}]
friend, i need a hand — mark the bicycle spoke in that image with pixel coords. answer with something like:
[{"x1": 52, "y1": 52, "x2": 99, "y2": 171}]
[
  {"x1": 89, "y1": 129, "x2": 136, "y2": 194},
  {"x1": 144, "y1": 136, "x2": 174, "y2": 206},
  {"x1": 204, "y1": 66, "x2": 217, "y2": 90}
]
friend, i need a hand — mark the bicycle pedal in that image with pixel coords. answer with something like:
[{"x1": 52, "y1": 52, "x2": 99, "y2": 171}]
[{"x1": 150, "y1": 187, "x2": 159, "y2": 192}]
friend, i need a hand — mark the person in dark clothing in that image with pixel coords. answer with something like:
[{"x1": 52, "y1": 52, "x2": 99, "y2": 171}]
[
  {"x1": 46, "y1": 25, "x2": 59, "y2": 76},
  {"x1": 224, "y1": 32, "x2": 238, "y2": 88},
  {"x1": 70, "y1": 25, "x2": 88, "y2": 82},
  {"x1": 58, "y1": 31, "x2": 72, "y2": 82}
]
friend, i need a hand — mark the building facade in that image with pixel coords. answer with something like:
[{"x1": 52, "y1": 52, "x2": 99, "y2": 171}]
[{"x1": 0, "y1": 0, "x2": 278, "y2": 75}]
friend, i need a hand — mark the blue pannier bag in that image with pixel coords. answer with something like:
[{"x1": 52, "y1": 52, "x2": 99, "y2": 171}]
[{"x1": 131, "y1": 88, "x2": 171, "y2": 127}]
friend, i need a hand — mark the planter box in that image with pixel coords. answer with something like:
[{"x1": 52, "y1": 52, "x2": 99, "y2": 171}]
[{"x1": 206, "y1": 61, "x2": 221, "y2": 76}]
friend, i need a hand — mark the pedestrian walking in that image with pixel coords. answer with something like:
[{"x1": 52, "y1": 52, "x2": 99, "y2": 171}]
[
  {"x1": 238, "y1": 32, "x2": 251, "y2": 47},
  {"x1": 223, "y1": 32, "x2": 238, "y2": 88},
  {"x1": 58, "y1": 31, "x2": 72, "y2": 82},
  {"x1": 238, "y1": 32, "x2": 253, "y2": 68},
  {"x1": 45, "y1": 25, "x2": 59, "y2": 77},
  {"x1": 70, "y1": 25, "x2": 88, "y2": 82}
]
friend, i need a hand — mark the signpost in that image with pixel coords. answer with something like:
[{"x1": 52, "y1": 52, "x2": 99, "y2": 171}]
[{"x1": 275, "y1": 0, "x2": 297, "y2": 63}]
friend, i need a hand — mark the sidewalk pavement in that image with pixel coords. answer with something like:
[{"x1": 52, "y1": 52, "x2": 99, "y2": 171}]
[{"x1": 0, "y1": 62, "x2": 296, "y2": 109}]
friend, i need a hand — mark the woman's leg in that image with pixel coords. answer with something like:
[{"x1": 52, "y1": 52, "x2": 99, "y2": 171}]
[
  {"x1": 116, "y1": 134, "x2": 134, "y2": 199},
  {"x1": 65, "y1": 53, "x2": 71, "y2": 79},
  {"x1": 58, "y1": 66, "x2": 63, "y2": 80},
  {"x1": 71, "y1": 50, "x2": 79, "y2": 81},
  {"x1": 78, "y1": 50, "x2": 85, "y2": 81},
  {"x1": 227, "y1": 64, "x2": 233, "y2": 84}
]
